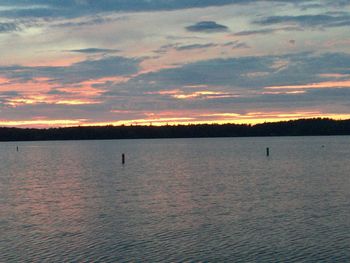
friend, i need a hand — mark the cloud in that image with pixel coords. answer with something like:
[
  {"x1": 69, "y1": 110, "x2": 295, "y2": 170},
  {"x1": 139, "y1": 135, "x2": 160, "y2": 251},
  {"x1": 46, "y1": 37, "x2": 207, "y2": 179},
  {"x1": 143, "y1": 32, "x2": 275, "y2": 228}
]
[
  {"x1": 186, "y1": 21, "x2": 229, "y2": 33},
  {"x1": 46, "y1": 89, "x2": 69, "y2": 95},
  {"x1": 67, "y1": 48, "x2": 120, "y2": 54},
  {"x1": 234, "y1": 28, "x2": 277, "y2": 36},
  {"x1": 0, "y1": 7, "x2": 61, "y2": 18},
  {"x1": 153, "y1": 40, "x2": 248, "y2": 54},
  {"x1": 53, "y1": 16, "x2": 124, "y2": 28},
  {"x1": 1, "y1": 1, "x2": 348, "y2": 20},
  {"x1": 105, "y1": 52, "x2": 350, "y2": 105},
  {"x1": 0, "y1": 56, "x2": 141, "y2": 84},
  {"x1": 0, "y1": 1, "x2": 248, "y2": 18},
  {"x1": 0, "y1": 91, "x2": 21, "y2": 107},
  {"x1": 3, "y1": 52, "x2": 350, "y2": 124},
  {"x1": 67, "y1": 57, "x2": 140, "y2": 81},
  {"x1": 324, "y1": 0, "x2": 350, "y2": 7},
  {"x1": 175, "y1": 43, "x2": 218, "y2": 51},
  {"x1": 0, "y1": 91, "x2": 20, "y2": 96},
  {"x1": 234, "y1": 27, "x2": 301, "y2": 36},
  {"x1": 5, "y1": 52, "x2": 350, "y2": 96},
  {"x1": 222, "y1": 41, "x2": 250, "y2": 49},
  {"x1": 254, "y1": 14, "x2": 350, "y2": 28},
  {"x1": 0, "y1": 22, "x2": 20, "y2": 33},
  {"x1": 1, "y1": 1, "x2": 350, "y2": 125}
]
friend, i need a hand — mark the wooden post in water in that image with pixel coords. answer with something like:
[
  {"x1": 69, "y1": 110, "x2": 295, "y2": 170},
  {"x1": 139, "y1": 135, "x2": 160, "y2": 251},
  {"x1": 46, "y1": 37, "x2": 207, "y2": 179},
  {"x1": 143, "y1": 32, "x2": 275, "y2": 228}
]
[
  {"x1": 266, "y1": 147, "x2": 270, "y2": 157},
  {"x1": 16, "y1": 146, "x2": 19, "y2": 152},
  {"x1": 122, "y1": 153, "x2": 125, "y2": 165}
]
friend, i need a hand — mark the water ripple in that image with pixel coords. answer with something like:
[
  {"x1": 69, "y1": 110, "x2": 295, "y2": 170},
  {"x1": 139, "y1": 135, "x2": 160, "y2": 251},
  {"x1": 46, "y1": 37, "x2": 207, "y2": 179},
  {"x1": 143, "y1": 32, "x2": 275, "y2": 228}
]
[{"x1": 1, "y1": 137, "x2": 350, "y2": 262}]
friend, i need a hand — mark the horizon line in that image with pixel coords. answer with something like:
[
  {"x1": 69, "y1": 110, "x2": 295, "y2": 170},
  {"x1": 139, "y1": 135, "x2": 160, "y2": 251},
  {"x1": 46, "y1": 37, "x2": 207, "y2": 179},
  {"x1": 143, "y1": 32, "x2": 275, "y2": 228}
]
[{"x1": 1, "y1": 117, "x2": 349, "y2": 130}]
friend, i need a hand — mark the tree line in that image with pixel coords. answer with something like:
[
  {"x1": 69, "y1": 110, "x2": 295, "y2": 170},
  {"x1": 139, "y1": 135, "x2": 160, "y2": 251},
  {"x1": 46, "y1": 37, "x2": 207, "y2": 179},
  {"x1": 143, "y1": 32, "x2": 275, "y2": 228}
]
[{"x1": 1, "y1": 118, "x2": 350, "y2": 141}]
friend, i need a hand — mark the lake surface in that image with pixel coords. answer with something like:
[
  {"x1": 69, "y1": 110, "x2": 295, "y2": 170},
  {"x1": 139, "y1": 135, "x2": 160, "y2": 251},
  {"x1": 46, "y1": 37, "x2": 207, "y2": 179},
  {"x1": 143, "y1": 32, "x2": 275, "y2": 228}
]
[{"x1": 1, "y1": 136, "x2": 350, "y2": 262}]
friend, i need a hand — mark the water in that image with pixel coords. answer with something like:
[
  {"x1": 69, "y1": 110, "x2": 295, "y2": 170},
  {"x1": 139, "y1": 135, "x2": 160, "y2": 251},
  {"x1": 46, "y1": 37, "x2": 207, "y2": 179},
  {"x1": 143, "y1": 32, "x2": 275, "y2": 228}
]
[{"x1": 1, "y1": 136, "x2": 349, "y2": 262}]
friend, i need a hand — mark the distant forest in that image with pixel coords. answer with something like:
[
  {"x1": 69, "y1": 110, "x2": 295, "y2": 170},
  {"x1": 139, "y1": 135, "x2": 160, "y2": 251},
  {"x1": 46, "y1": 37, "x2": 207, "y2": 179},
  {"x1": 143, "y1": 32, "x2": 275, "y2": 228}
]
[{"x1": 1, "y1": 118, "x2": 350, "y2": 141}]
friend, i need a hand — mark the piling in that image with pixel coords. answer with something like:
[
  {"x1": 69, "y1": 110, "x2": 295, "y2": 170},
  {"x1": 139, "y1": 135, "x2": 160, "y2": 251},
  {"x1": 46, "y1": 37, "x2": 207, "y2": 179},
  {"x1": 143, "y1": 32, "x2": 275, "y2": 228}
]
[
  {"x1": 266, "y1": 147, "x2": 270, "y2": 156},
  {"x1": 16, "y1": 146, "x2": 19, "y2": 152},
  {"x1": 122, "y1": 153, "x2": 125, "y2": 164}
]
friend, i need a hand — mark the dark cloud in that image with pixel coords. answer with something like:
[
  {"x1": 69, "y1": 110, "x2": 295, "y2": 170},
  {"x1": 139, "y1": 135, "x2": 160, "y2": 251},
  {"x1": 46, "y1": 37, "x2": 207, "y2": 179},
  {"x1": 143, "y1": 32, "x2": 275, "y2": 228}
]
[
  {"x1": 0, "y1": 22, "x2": 20, "y2": 33},
  {"x1": 57, "y1": 56, "x2": 140, "y2": 82},
  {"x1": 6, "y1": 52, "x2": 339, "y2": 93},
  {"x1": 47, "y1": 89, "x2": 69, "y2": 95},
  {"x1": 175, "y1": 43, "x2": 218, "y2": 51},
  {"x1": 254, "y1": 14, "x2": 350, "y2": 28},
  {"x1": 0, "y1": 1, "x2": 248, "y2": 18},
  {"x1": 53, "y1": 16, "x2": 124, "y2": 28},
  {"x1": 297, "y1": 3, "x2": 324, "y2": 10},
  {"x1": 108, "y1": 52, "x2": 350, "y2": 100},
  {"x1": 0, "y1": 91, "x2": 20, "y2": 107},
  {"x1": 234, "y1": 27, "x2": 301, "y2": 36},
  {"x1": 0, "y1": 91, "x2": 20, "y2": 96},
  {"x1": 153, "y1": 41, "x2": 248, "y2": 54},
  {"x1": 4, "y1": 52, "x2": 350, "y2": 120},
  {"x1": 67, "y1": 48, "x2": 120, "y2": 54},
  {"x1": 223, "y1": 41, "x2": 250, "y2": 49},
  {"x1": 1, "y1": 1, "x2": 348, "y2": 19},
  {"x1": 0, "y1": 56, "x2": 141, "y2": 84},
  {"x1": 0, "y1": 7, "x2": 62, "y2": 18},
  {"x1": 186, "y1": 21, "x2": 229, "y2": 33},
  {"x1": 132, "y1": 56, "x2": 275, "y2": 88},
  {"x1": 324, "y1": 0, "x2": 350, "y2": 7},
  {"x1": 150, "y1": 51, "x2": 350, "y2": 108},
  {"x1": 235, "y1": 28, "x2": 277, "y2": 36}
]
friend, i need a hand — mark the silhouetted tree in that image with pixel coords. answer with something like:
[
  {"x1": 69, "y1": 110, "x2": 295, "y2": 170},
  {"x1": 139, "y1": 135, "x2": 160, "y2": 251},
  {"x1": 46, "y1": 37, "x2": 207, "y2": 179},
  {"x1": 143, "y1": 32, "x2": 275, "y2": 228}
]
[{"x1": 0, "y1": 118, "x2": 350, "y2": 141}]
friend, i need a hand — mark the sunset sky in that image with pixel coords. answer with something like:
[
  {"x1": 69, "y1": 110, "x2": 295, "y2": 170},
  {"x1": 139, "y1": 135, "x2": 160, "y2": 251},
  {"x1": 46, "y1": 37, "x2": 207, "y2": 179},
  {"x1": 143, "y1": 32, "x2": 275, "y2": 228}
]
[{"x1": 1, "y1": 0, "x2": 350, "y2": 127}]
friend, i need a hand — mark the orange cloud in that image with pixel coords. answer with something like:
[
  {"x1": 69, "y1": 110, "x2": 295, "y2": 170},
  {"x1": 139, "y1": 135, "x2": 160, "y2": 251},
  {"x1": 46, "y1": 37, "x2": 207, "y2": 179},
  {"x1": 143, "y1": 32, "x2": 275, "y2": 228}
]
[
  {"x1": 174, "y1": 91, "x2": 238, "y2": 100},
  {"x1": 1, "y1": 76, "x2": 105, "y2": 107},
  {"x1": 23, "y1": 55, "x2": 85, "y2": 67},
  {"x1": 262, "y1": 90, "x2": 306, "y2": 95},
  {"x1": 0, "y1": 77, "x2": 53, "y2": 93},
  {"x1": 265, "y1": 80, "x2": 350, "y2": 90},
  {"x1": 54, "y1": 99, "x2": 100, "y2": 105},
  {"x1": 144, "y1": 89, "x2": 237, "y2": 99},
  {"x1": 5, "y1": 95, "x2": 101, "y2": 107},
  {"x1": 145, "y1": 89, "x2": 181, "y2": 95},
  {"x1": 318, "y1": 73, "x2": 350, "y2": 79},
  {"x1": 0, "y1": 119, "x2": 85, "y2": 128},
  {"x1": 80, "y1": 76, "x2": 130, "y2": 86}
]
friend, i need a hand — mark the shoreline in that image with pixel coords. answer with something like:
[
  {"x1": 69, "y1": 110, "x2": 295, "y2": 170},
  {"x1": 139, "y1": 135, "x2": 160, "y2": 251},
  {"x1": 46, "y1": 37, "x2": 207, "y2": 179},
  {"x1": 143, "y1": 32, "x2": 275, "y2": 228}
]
[{"x1": 1, "y1": 118, "x2": 350, "y2": 142}]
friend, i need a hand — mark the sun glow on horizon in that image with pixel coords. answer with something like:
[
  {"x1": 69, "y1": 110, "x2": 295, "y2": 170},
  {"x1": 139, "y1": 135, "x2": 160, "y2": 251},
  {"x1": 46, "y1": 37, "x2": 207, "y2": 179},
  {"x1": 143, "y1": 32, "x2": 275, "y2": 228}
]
[{"x1": 2, "y1": 111, "x2": 350, "y2": 129}]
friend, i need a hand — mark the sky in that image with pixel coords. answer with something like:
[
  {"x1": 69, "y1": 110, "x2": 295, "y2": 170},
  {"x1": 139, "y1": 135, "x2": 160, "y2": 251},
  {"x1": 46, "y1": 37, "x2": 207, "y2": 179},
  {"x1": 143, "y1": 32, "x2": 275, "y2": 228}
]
[{"x1": 0, "y1": 0, "x2": 350, "y2": 127}]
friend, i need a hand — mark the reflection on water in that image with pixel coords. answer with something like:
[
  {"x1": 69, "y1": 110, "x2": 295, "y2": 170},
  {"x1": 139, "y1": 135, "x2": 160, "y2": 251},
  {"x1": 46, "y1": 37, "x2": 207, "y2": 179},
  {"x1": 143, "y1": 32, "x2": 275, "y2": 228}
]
[{"x1": 1, "y1": 137, "x2": 350, "y2": 262}]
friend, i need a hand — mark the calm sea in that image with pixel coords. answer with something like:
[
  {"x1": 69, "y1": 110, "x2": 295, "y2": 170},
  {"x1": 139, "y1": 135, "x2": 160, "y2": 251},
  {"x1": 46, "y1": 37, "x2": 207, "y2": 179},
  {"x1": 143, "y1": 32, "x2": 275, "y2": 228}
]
[{"x1": 1, "y1": 137, "x2": 349, "y2": 262}]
